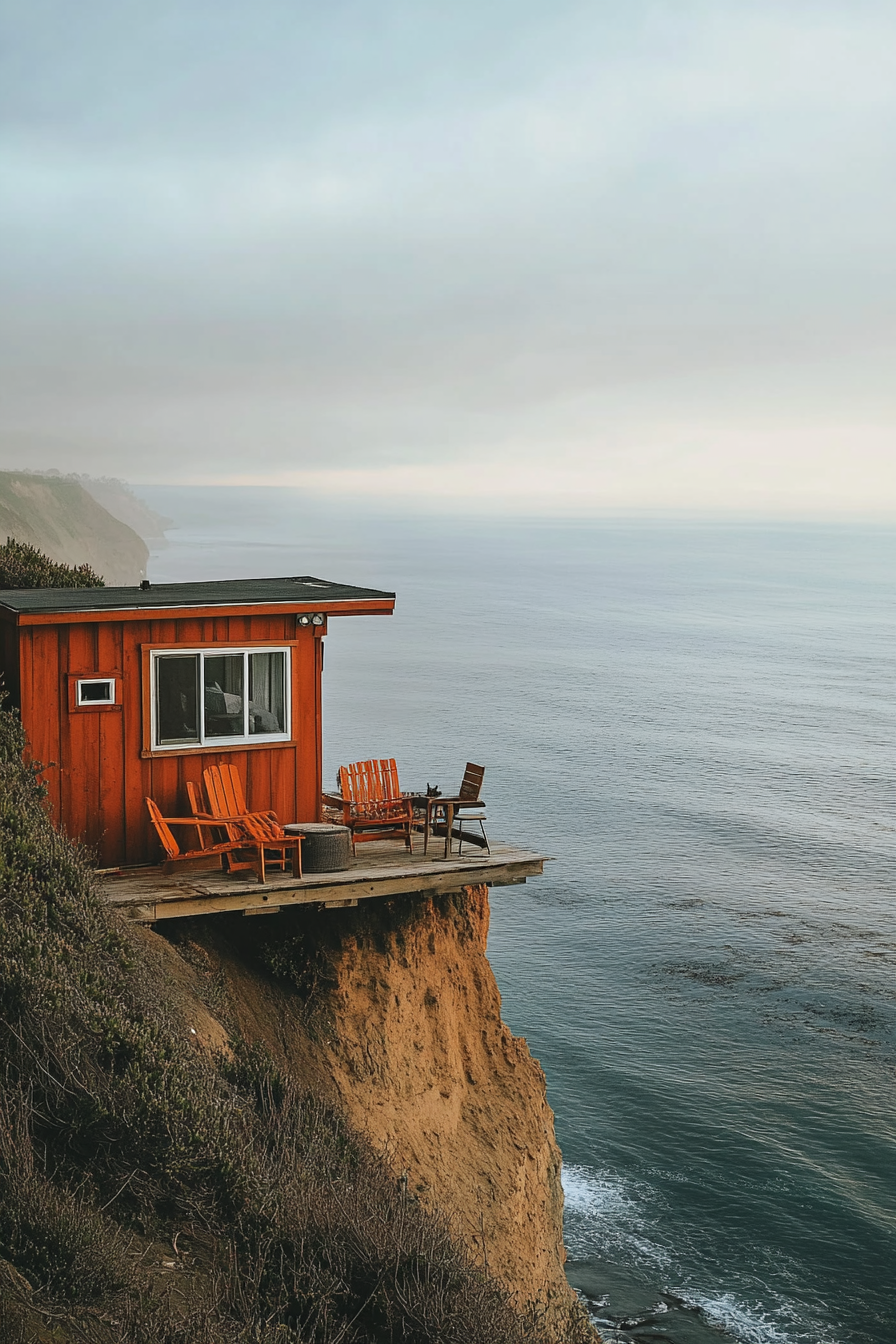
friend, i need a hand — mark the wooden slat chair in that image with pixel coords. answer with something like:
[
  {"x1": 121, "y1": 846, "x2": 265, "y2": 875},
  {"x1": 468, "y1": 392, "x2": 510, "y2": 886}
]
[
  {"x1": 337, "y1": 757, "x2": 414, "y2": 855},
  {"x1": 146, "y1": 796, "x2": 263, "y2": 879},
  {"x1": 186, "y1": 780, "x2": 258, "y2": 880},
  {"x1": 200, "y1": 763, "x2": 303, "y2": 881},
  {"x1": 202, "y1": 763, "x2": 279, "y2": 829},
  {"x1": 424, "y1": 763, "x2": 489, "y2": 856},
  {"x1": 377, "y1": 757, "x2": 403, "y2": 802}
]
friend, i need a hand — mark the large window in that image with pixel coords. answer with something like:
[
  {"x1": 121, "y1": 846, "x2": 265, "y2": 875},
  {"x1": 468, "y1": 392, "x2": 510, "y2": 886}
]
[{"x1": 152, "y1": 648, "x2": 290, "y2": 748}]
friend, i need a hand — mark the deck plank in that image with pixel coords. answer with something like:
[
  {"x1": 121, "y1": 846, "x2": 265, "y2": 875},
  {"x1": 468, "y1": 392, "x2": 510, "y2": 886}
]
[{"x1": 101, "y1": 834, "x2": 547, "y2": 921}]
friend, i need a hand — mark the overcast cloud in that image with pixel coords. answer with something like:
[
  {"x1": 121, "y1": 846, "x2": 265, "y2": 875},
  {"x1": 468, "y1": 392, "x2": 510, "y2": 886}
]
[{"x1": 2, "y1": 0, "x2": 895, "y2": 511}]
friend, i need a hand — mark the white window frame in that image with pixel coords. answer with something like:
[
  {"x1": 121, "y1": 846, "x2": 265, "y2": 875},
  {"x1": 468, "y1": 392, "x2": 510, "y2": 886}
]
[
  {"x1": 76, "y1": 677, "x2": 116, "y2": 706},
  {"x1": 150, "y1": 646, "x2": 292, "y2": 750}
]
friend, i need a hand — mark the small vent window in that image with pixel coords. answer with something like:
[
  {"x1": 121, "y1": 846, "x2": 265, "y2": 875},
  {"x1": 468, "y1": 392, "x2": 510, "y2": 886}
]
[{"x1": 77, "y1": 678, "x2": 115, "y2": 706}]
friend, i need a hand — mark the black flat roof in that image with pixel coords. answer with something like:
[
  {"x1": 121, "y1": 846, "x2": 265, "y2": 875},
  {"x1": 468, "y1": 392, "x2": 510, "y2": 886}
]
[{"x1": 0, "y1": 576, "x2": 395, "y2": 616}]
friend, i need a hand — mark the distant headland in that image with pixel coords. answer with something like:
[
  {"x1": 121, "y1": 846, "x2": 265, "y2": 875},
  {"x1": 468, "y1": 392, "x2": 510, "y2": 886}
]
[{"x1": 0, "y1": 470, "x2": 170, "y2": 586}]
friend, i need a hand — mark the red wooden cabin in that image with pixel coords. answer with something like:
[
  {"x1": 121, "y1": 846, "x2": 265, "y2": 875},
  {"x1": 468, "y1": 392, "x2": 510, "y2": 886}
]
[{"x1": 0, "y1": 576, "x2": 394, "y2": 867}]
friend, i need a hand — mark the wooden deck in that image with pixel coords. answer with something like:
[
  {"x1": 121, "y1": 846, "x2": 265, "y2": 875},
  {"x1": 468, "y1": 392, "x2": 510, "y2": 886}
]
[{"x1": 101, "y1": 834, "x2": 546, "y2": 922}]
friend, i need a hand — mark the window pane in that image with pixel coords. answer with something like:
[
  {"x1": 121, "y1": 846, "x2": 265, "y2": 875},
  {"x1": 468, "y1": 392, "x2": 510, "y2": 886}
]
[
  {"x1": 156, "y1": 656, "x2": 199, "y2": 745},
  {"x1": 249, "y1": 651, "x2": 286, "y2": 735},
  {"x1": 204, "y1": 654, "x2": 245, "y2": 738},
  {"x1": 79, "y1": 680, "x2": 113, "y2": 704}
]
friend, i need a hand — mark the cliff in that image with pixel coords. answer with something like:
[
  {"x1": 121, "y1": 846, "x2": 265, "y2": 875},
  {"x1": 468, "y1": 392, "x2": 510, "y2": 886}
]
[
  {"x1": 156, "y1": 887, "x2": 579, "y2": 1326},
  {"x1": 71, "y1": 475, "x2": 171, "y2": 542},
  {"x1": 0, "y1": 701, "x2": 593, "y2": 1341},
  {"x1": 0, "y1": 472, "x2": 150, "y2": 584}
]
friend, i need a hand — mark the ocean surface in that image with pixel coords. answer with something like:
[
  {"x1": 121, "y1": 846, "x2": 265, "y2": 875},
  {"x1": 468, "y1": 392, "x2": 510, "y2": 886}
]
[{"x1": 140, "y1": 488, "x2": 895, "y2": 1344}]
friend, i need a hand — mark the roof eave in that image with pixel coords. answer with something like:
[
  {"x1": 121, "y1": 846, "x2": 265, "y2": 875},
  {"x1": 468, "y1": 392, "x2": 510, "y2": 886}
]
[{"x1": 8, "y1": 597, "x2": 395, "y2": 627}]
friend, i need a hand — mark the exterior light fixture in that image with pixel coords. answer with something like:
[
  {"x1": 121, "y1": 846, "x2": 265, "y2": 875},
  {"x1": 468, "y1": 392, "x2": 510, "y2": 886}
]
[
  {"x1": 311, "y1": 613, "x2": 325, "y2": 626},
  {"x1": 297, "y1": 613, "x2": 326, "y2": 627}
]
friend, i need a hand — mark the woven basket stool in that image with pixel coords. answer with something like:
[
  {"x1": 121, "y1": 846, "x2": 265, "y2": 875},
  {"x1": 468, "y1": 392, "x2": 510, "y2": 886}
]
[{"x1": 284, "y1": 823, "x2": 351, "y2": 873}]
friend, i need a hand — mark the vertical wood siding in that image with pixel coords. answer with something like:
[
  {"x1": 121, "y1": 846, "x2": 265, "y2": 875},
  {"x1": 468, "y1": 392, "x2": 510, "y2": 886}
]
[{"x1": 15, "y1": 614, "x2": 323, "y2": 867}]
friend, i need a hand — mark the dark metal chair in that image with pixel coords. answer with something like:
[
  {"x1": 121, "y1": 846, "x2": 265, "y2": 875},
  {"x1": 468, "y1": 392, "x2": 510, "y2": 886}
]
[{"x1": 425, "y1": 763, "x2": 489, "y2": 857}]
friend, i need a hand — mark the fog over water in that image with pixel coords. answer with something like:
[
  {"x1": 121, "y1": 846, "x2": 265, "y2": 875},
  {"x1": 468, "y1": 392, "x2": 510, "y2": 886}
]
[
  {"x1": 142, "y1": 486, "x2": 896, "y2": 1344},
  {"x1": 3, "y1": 2, "x2": 896, "y2": 512}
]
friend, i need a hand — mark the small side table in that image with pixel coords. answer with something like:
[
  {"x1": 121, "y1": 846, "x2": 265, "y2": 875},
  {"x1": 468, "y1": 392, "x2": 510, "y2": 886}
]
[{"x1": 284, "y1": 823, "x2": 351, "y2": 872}]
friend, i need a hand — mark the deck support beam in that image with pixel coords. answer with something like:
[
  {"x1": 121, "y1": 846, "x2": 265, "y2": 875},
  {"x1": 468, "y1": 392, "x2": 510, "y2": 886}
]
[{"x1": 102, "y1": 845, "x2": 546, "y2": 923}]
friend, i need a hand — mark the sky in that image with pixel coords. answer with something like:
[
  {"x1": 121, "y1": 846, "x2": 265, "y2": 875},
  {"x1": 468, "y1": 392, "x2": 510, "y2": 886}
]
[{"x1": 1, "y1": 0, "x2": 895, "y2": 514}]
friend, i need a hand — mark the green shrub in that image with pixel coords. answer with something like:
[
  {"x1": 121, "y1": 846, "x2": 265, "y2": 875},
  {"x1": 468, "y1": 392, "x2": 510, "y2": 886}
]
[{"x1": 0, "y1": 537, "x2": 104, "y2": 588}]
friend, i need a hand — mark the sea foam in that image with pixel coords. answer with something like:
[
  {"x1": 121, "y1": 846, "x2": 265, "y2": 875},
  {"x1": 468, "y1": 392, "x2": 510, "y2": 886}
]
[{"x1": 562, "y1": 1163, "x2": 672, "y2": 1266}]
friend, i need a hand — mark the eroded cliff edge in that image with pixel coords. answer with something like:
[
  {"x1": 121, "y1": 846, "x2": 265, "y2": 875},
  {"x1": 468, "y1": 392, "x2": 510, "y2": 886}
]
[{"x1": 150, "y1": 884, "x2": 584, "y2": 1330}]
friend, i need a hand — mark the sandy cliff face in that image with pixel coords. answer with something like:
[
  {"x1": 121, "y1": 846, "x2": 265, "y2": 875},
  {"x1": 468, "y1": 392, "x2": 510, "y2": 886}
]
[
  {"x1": 152, "y1": 885, "x2": 583, "y2": 1330},
  {"x1": 0, "y1": 473, "x2": 150, "y2": 583}
]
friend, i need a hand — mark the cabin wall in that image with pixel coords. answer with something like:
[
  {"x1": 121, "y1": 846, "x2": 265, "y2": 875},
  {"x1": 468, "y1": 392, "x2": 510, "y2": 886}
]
[{"x1": 17, "y1": 614, "x2": 322, "y2": 867}]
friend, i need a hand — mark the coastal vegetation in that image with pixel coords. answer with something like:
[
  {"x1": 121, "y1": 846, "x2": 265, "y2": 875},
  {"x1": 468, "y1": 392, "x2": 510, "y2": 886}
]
[{"x1": 0, "y1": 536, "x2": 104, "y2": 588}]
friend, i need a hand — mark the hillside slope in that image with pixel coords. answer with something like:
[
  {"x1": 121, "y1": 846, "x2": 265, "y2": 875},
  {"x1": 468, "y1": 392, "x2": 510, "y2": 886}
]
[
  {"x1": 0, "y1": 472, "x2": 149, "y2": 584},
  {"x1": 72, "y1": 475, "x2": 171, "y2": 542}
]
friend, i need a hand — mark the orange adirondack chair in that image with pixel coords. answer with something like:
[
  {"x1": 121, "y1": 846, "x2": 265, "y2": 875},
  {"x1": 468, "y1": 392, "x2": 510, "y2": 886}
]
[
  {"x1": 185, "y1": 780, "x2": 260, "y2": 880},
  {"x1": 337, "y1": 758, "x2": 414, "y2": 854},
  {"x1": 200, "y1": 764, "x2": 302, "y2": 880},
  {"x1": 146, "y1": 796, "x2": 263, "y2": 878}
]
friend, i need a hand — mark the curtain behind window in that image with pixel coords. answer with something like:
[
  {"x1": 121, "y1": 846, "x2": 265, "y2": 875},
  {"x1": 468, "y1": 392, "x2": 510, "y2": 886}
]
[{"x1": 249, "y1": 651, "x2": 285, "y2": 734}]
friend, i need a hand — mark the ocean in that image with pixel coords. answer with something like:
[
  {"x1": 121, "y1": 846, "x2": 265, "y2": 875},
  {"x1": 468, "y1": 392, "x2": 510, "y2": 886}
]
[{"x1": 140, "y1": 487, "x2": 895, "y2": 1344}]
